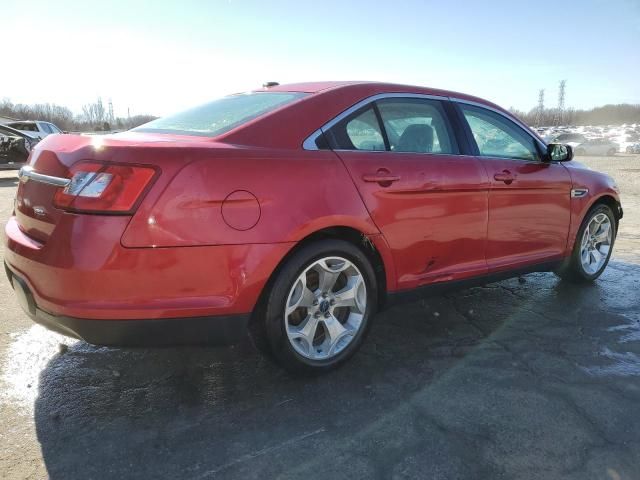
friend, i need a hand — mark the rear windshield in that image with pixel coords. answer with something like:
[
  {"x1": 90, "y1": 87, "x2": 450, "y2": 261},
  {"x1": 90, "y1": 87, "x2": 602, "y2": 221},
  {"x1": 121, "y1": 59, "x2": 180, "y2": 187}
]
[{"x1": 132, "y1": 92, "x2": 307, "y2": 137}]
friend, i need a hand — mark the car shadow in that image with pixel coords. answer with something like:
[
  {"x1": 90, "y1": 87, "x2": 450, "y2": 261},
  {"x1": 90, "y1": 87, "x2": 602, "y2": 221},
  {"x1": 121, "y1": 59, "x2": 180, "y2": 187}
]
[
  {"x1": 0, "y1": 176, "x2": 18, "y2": 188},
  {"x1": 33, "y1": 262, "x2": 640, "y2": 479}
]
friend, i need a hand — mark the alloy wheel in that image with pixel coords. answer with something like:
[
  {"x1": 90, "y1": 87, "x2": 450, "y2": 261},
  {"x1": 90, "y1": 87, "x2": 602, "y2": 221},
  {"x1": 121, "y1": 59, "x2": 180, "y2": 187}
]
[
  {"x1": 580, "y1": 212, "x2": 612, "y2": 275},
  {"x1": 284, "y1": 256, "x2": 367, "y2": 360}
]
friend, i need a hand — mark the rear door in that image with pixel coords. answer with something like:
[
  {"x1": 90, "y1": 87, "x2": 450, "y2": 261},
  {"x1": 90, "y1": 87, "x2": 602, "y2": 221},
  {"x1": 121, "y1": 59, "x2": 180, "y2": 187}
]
[
  {"x1": 456, "y1": 102, "x2": 571, "y2": 272},
  {"x1": 324, "y1": 95, "x2": 489, "y2": 290}
]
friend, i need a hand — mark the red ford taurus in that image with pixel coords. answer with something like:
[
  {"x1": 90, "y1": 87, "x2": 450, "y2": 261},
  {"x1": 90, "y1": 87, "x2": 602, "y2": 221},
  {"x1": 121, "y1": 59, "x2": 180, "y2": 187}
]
[{"x1": 4, "y1": 82, "x2": 623, "y2": 372}]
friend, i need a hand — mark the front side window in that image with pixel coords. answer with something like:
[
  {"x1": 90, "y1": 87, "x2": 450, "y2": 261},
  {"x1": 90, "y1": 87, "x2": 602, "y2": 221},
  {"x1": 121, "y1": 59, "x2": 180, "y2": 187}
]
[
  {"x1": 133, "y1": 92, "x2": 307, "y2": 137},
  {"x1": 377, "y1": 98, "x2": 455, "y2": 154},
  {"x1": 40, "y1": 123, "x2": 53, "y2": 134},
  {"x1": 461, "y1": 104, "x2": 540, "y2": 161}
]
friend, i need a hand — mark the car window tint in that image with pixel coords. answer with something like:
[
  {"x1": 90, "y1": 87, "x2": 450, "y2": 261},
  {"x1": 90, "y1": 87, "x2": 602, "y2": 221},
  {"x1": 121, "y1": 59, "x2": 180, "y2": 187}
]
[
  {"x1": 377, "y1": 98, "x2": 455, "y2": 154},
  {"x1": 327, "y1": 107, "x2": 385, "y2": 151},
  {"x1": 461, "y1": 105, "x2": 539, "y2": 161},
  {"x1": 40, "y1": 123, "x2": 53, "y2": 134}
]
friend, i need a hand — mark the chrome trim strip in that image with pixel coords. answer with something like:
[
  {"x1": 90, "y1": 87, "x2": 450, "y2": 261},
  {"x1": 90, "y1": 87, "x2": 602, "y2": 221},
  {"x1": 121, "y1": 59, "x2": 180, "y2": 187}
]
[
  {"x1": 302, "y1": 129, "x2": 323, "y2": 150},
  {"x1": 302, "y1": 92, "x2": 449, "y2": 150},
  {"x1": 18, "y1": 165, "x2": 70, "y2": 188},
  {"x1": 571, "y1": 188, "x2": 589, "y2": 198}
]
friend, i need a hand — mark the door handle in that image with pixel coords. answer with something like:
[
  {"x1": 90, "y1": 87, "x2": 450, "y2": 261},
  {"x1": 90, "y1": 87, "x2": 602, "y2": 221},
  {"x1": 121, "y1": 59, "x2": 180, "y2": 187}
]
[
  {"x1": 494, "y1": 170, "x2": 516, "y2": 184},
  {"x1": 362, "y1": 169, "x2": 400, "y2": 186}
]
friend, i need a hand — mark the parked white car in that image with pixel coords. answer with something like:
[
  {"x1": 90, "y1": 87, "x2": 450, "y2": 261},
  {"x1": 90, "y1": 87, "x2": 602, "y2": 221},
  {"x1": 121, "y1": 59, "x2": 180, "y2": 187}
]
[
  {"x1": 3, "y1": 120, "x2": 63, "y2": 140},
  {"x1": 573, "y1": 138, "x2": 619, "y2": 156}
]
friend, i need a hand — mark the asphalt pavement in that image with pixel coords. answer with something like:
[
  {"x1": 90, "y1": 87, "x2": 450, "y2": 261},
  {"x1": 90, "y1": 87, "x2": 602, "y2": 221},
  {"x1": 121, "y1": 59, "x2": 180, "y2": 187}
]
[{"x1": 1, "y1": 155, "x2": 639, "y2": 479}]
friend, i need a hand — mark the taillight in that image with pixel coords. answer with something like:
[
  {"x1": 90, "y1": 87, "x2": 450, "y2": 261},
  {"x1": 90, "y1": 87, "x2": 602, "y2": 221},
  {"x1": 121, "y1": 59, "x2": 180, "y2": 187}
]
[{"x1": 53, "y1": 162, "x2": 158, "y2": 214}]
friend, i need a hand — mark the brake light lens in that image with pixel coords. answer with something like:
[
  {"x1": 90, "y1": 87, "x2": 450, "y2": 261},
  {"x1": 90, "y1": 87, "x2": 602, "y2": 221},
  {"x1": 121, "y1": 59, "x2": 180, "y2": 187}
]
[{"x1": 54, "y1": 162, "x2": 158, "y2": 214}]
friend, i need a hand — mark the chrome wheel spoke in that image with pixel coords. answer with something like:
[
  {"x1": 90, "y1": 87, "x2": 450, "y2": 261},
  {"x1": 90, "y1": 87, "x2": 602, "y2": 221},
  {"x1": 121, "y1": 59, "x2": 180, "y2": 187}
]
[
  {"x1": 288, "y1": 315, "x2": 320, "y2": 355},
  {"x1": 594, "y1": 223, "x2": 611, "y2": 243},
  {"x1": 315, "y1": 258, "x2": 349, "y2": 293},
  {"x1": 598, "y1": 244, "x2": 610, "y2": 256},
  {"x1": 285, "y1": 277, "x2": 316, "y2": 317},
  {"x1": 323, "y1": 315, "x2": 351, "y2": 355},
  {"x1": 333, "y1": 276, "x2": 365, "y2": 313}
]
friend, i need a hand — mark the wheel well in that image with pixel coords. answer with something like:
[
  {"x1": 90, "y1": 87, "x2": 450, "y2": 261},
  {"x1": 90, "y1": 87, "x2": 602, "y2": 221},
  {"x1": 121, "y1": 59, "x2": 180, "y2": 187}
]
[
  {"x1": 250, "y1": 227, "x2": 388, "y2": 325},
  {"x1": 592, "y1": 195, "x2": 622, "y2": 223}
]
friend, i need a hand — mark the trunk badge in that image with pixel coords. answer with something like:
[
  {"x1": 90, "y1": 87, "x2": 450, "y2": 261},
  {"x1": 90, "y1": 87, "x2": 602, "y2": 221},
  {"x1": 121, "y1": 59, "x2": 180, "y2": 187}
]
[{"x1": 33, "y1": 206, "x2": 46, "y2": 217}]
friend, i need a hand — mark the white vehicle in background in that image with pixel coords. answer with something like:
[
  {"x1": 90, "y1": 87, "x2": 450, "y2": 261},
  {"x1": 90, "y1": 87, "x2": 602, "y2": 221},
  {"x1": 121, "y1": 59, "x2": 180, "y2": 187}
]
[
  {"x1": 573, "y1": 138, "x2": 619, "y2": 156},
  {"x1": 3, "y1": 120, "x2": 64, "y2": 140}
]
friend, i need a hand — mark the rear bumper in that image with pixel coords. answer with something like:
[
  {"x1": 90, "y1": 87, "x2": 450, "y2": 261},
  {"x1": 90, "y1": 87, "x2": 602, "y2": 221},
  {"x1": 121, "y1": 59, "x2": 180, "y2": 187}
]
[
  {"x1": 4, "y1": 215, "x2": 293, "y2": 320},
  {"x1": 4, "y1": 214, "x2": 295, "y2": 345},
  {"x1": 5, "y1": 262, "x2": 249, "y2": 346}
]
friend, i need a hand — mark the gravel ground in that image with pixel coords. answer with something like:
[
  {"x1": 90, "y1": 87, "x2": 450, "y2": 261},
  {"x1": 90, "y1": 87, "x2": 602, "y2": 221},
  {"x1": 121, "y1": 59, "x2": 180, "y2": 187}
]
[{"x1": 1, "y1": 155, "x2": 639, "y2": 479}]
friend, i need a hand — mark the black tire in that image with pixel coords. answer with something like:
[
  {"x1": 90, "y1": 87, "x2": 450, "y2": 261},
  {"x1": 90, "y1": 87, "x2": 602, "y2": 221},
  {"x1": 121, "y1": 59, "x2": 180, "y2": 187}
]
[
  {"x1": 556, "y1": 204, "x2": 616, "y2": 283},
  {"x1": 256, "y1": 239, "x2": 378, "y2": 374}
]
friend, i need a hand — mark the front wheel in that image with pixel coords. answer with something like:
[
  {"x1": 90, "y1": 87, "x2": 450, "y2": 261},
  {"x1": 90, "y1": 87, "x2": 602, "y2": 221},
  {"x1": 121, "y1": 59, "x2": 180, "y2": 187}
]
[
  {"x1": 259, "y1": 239, "x2": 377, "y2": 373},
  {"x1": 557, "y1": 204, "x2": 616, "y2": 282}
]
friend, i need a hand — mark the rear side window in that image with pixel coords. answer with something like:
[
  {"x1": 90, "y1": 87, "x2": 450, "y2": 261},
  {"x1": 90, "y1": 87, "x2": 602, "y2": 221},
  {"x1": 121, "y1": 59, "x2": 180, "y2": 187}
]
[
  {"x1": 377, "y1": 98, "x2": 455, "y2": 154},
  {"x1": 324, "y1": 97, "x2": 457, "y2": 154},
  {"x1": 461, "y1": 104, "x2": 540, "y2": 161},
  {"x1": 133, "y1": 92, "x2": 307, "y2": 137},
  {"x1": 326, "y1": 107, "x2": 386, "y2": 151},
  {"x1": 10, "y1": 122, "x2": 38, "y2": 132}
]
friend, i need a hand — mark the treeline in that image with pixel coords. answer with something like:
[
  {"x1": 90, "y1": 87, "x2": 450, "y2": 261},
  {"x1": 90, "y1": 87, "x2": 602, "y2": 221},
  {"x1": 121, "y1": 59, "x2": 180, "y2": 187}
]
[
  {"x1": 0, "y1": 98, "x2": 157, "y2": 132},
  {"x1": 3, "y1": 97, "x2": 639, "y2": 131},
  {"x1": 510, "y1": 103, "x2": 640, "y2": 127}
]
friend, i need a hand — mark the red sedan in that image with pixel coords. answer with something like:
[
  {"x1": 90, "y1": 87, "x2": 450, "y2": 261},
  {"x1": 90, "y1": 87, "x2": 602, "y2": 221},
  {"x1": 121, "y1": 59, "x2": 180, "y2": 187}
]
[{"x1": 4, "y1": 82, "x2": 622, "y2": 372}]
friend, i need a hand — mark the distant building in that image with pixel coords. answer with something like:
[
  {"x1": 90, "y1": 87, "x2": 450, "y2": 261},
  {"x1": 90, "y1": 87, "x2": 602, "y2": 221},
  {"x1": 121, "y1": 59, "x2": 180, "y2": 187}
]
[{"x1": 0, "y1": 115, "x2": 20, "y2": 124}]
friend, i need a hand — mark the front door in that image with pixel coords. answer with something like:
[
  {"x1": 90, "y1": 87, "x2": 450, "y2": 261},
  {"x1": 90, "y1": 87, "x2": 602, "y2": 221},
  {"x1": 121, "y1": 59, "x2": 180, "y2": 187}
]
[
  {"x1": 325, "y1": 97, "x2": 489, "y2": 290},
  {"x1": 457, "y1": 103, "x2": 572, "y2": 272}
]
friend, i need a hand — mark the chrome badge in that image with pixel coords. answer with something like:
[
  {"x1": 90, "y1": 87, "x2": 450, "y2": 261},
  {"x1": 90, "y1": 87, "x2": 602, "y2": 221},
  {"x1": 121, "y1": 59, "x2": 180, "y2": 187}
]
[{"x1": 33, "y1": 206, "x2": 46, "y2": 217}]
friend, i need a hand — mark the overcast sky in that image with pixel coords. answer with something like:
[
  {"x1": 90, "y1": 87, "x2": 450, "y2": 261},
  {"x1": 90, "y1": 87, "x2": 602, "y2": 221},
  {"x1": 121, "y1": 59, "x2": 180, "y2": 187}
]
[{"x1": 2, "y1": 0, "x2": 639, "y2": 117}]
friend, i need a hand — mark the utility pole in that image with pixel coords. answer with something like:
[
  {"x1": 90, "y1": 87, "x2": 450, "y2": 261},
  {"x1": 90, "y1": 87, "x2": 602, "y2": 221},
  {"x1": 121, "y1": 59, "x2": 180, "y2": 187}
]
[
  {"x1": 108, "y1": 98, "x2": 114, "y2": 125},
  {"x1": 554, "y1": 80, "x2": 566, "y2": 126},
  {"x1": 535, "y1": 89, "x2": 545, "y2": 127}
]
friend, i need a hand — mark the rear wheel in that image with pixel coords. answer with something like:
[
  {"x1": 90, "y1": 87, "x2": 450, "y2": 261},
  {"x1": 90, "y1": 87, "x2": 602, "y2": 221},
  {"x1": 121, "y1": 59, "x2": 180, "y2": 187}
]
[
  {"x1": 258, "y1": 239, "x2": 377, "y2": 373},
  {"x1": 557, "y1": 204, "x2": 616, "y2": 282}
]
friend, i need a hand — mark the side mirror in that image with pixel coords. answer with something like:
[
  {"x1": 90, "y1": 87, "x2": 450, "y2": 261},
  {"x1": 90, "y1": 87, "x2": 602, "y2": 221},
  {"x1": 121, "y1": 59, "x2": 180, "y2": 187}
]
[{"x1": 547, "y1": 143, "x2": 573, "y2": 162}]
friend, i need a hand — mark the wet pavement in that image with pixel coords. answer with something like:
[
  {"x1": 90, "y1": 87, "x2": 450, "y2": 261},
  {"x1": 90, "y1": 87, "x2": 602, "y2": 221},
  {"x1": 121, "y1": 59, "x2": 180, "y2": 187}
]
[{"x1": 1, "y1": 156, "x2": 640, "y2": 479}]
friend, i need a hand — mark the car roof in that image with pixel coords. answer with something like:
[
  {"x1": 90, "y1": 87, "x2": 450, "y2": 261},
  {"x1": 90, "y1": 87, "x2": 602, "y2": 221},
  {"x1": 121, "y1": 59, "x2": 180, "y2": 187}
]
[
  {"x1": 259, "y1": 81, "x2": 498, "y2": 107},
  {"x1": 7, "y1": 120, "x2": 38, "y2": 125}
]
